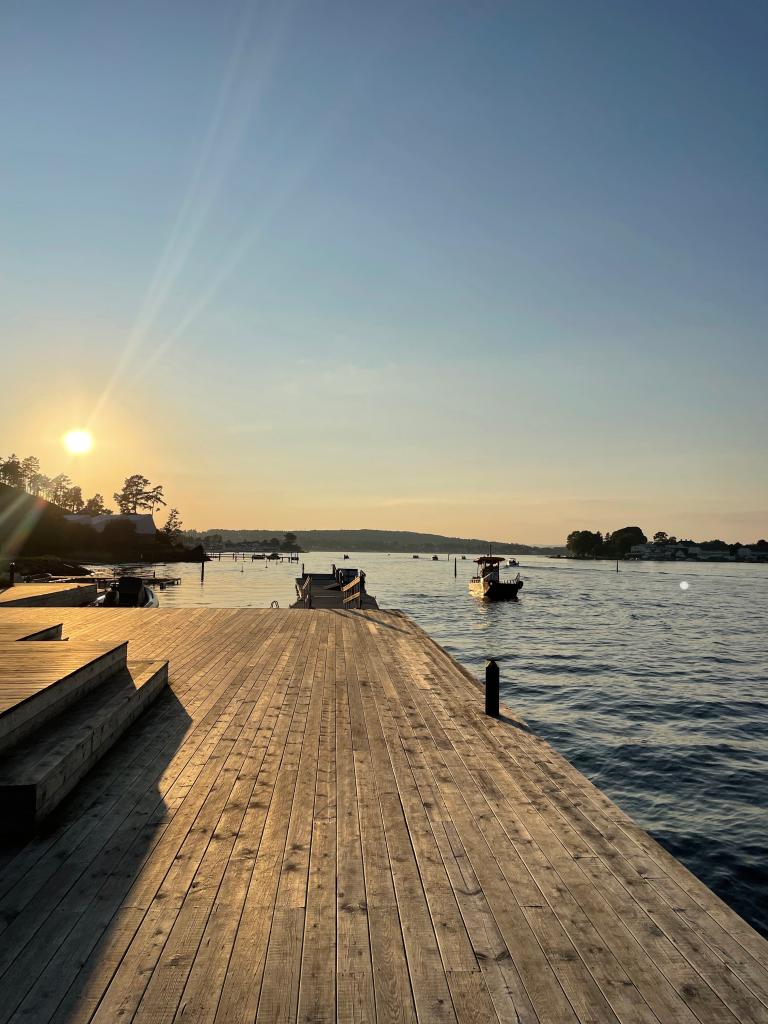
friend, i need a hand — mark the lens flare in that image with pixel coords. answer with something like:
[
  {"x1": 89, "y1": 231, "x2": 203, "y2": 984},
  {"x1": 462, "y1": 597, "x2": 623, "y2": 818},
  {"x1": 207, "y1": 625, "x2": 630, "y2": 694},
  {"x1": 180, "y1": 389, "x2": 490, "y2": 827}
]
[{"x1": 63, "y1": 429, "x2": 93, "y2": 455}]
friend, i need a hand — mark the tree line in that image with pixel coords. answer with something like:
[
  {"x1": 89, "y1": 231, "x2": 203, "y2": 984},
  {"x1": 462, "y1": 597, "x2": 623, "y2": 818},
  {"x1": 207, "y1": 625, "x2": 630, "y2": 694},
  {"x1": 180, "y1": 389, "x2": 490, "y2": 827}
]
[
  {"x1": 566, "y1": 527, "x2": 768, "y2": 558},
  {"x1": 0, "y1": 454, "x2": 182, "y2": 541}
]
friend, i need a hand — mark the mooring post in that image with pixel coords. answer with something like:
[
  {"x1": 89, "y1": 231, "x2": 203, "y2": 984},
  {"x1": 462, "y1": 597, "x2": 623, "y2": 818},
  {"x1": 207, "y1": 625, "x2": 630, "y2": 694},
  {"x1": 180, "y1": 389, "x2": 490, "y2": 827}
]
[
  {"x1": 200, "y1": 559, "x2": 205, "y2": 583},
  {"x1": 454, "y1": 557, "x2": 457, "y2": 578},
  {"x1": 301, "y1": 562, "x2": 305, "y2": 577},
  {"x1": 9, "y1": 562, "x2": 16, "y2": 587},
  {"x1": 485, "y1": 659, "x2": 499, "y2": 717}
]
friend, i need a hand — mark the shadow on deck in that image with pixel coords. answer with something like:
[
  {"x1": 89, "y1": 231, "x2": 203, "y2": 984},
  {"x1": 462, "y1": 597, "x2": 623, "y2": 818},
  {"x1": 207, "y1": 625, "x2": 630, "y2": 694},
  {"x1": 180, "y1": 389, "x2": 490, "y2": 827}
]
[{"x1": 0, "y1": 686, "x2": 192, "y2": 1023}]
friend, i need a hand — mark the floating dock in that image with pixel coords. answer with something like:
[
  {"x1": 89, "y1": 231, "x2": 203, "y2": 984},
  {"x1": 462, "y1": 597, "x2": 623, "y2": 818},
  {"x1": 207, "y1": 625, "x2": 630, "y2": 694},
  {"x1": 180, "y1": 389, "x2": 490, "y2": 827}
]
[
  {"x1": 0, "y1": 606, "x2": 766, "y2": 1023},
  {"x1": 291, "y1": 566, "x2": 379, "y2": 609}
]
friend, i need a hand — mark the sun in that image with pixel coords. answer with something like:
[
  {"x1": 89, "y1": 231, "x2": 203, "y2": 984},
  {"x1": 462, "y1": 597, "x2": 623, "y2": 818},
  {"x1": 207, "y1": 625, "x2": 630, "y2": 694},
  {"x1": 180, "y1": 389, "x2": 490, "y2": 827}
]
[{"x1": 63, "y1": 429, "x2": 94, "y2": 455}]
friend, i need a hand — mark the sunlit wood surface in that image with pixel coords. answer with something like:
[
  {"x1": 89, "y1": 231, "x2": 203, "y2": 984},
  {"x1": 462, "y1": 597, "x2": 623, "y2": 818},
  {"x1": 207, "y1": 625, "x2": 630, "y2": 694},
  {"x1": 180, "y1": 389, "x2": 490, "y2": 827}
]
[
  {"x1": 0, "y1": 641, "x2": 127, "y2": 753},
  {"x1": 0, "y1": 621, "x2": 62, "y2": 641},
  {"x1": 0, "y1": 606, "x2": 766, "y2": 1023},
  {"x1": 0, "y1": 583, "x2": 97, "y2": 607}
]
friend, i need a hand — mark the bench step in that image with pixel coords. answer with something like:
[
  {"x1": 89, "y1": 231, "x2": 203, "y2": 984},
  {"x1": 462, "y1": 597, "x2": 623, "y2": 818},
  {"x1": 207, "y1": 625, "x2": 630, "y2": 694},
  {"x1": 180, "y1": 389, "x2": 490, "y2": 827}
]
[
  {"x1": 0, "y1": 642, "x2": 128, "y2": 754},
  {"x1": 0, "y1": 659, "x2": 168, "y2": 831}
]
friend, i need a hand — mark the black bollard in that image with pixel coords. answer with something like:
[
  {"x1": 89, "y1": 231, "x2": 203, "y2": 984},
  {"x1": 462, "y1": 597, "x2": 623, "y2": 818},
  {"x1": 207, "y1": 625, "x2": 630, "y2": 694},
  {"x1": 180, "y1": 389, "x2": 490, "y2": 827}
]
[
  {"x1": 9, "y1": 562, "x2": 16, "y2": 587},
  {"x1": 454, "y1": 557, "x2": 457, "y2": 578},
  {"x1": 485, "y1": 659, "x2": 500, "y2": 717}
]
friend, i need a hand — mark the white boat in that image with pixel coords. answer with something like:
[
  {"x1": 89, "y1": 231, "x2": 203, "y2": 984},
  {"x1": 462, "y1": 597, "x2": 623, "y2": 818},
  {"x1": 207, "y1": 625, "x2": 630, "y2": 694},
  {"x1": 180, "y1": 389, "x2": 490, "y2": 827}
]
[
  {"x1": 96, "y1": 576, "x2": 159, "y2": 608},
  {"x1": 469, "y1": 557, "x2": 523, "y2": 601}
]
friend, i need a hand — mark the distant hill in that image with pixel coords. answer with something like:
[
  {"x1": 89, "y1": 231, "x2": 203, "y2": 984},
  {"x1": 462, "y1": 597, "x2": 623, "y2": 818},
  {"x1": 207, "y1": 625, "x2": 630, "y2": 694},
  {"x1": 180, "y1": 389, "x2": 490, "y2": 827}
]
[{"x1": 185, "y1": 527, "x2": 566, "y2": 556}]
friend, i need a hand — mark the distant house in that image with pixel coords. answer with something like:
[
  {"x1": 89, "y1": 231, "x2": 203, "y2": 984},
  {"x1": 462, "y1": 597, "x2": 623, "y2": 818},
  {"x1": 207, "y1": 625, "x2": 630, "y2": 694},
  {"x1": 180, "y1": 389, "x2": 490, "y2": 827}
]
[
  {"x1": 63, "y1": 513, "x2": 157, "y2": 536},
  {"x1": 629, "y1": 543, "x2": 695, "y2": 560},
  {"x1": 737, "y1": 547, "x2": 768, "y2": 562},
  {"x1": 628, "y1": 543, "x2": 735, "y2": 562}
]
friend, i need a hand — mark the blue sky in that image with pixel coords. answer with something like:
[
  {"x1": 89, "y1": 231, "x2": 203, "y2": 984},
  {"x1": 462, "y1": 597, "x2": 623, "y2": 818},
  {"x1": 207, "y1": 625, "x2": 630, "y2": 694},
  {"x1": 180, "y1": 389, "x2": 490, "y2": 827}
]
[{"x1": 2, "y1": 1, "x2": 766, "y2": 541}]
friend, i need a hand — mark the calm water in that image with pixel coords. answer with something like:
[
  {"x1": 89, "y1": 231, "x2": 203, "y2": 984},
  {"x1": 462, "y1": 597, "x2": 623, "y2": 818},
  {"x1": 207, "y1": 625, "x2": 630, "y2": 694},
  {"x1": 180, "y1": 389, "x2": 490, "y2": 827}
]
[{"x1": 120, "y1": 552, "x2": 768, "y2": 936}]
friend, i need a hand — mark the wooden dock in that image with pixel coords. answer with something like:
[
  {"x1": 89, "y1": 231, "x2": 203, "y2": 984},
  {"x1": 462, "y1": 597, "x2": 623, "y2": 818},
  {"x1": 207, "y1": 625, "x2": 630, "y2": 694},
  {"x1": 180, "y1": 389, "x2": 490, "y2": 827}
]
[
  {"x1": 0, "y1": 582, "x2": 97, "y2": 607},
  {"x1": 0, "y1": 606, "x2": 766, "y2": 1023},
  {"x1": 45, "y1": 575, "x2": 182, "y2": 589},
  {"x1": 292, "y1": 567, "x2": 379, "y2": 610}
]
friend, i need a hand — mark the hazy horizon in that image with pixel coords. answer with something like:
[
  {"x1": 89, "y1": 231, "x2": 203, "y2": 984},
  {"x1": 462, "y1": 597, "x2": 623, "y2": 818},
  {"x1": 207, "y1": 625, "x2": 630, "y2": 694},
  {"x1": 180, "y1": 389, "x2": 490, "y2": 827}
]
[{"x1": 2, "y1": 1, "x2": 766, "y2": 545}]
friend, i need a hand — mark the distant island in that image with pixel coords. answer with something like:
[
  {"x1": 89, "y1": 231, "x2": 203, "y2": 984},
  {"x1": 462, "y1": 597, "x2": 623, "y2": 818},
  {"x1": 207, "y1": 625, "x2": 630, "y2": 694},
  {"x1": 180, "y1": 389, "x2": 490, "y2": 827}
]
[{"x1": 183, "y1": 528, "x2": 567, "y2": 557}]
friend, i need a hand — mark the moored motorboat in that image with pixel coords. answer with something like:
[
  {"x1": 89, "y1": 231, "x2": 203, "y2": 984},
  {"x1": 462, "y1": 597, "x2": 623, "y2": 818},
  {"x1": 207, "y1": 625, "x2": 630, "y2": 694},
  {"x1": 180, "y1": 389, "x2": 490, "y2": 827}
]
[
  {"x1": 507, "y1": 557, "x2": 519, "y2": 567},
  {"x1": 96, "y1": 576, "x2": 159, "y2": 608},
  {"x1": 469, "y1": 556, "x2": 523, "y2": 601}
]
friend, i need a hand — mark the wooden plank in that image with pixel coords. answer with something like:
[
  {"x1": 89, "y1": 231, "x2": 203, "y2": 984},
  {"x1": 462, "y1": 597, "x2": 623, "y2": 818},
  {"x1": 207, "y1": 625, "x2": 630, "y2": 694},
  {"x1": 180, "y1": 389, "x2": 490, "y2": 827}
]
[
  {"x1": 297, "y1": 616, "x2": 337, "y2": 1024},
  {"x1": 343, "y1": 614, "x2": 457, "y2": 1024}
]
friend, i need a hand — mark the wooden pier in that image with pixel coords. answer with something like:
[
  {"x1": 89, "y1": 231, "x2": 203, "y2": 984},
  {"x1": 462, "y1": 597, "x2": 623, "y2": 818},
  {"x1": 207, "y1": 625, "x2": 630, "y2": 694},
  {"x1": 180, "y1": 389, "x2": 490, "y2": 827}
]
[
  {"x1": 0, "y1": 606, "x2": 766, "y2": 1023},
  {"x1": 292, "y1": 566, "x2": 379, "y2": 610},
  {"x1": 46, "y1": 574, "x2": 182, "y2": 589}
]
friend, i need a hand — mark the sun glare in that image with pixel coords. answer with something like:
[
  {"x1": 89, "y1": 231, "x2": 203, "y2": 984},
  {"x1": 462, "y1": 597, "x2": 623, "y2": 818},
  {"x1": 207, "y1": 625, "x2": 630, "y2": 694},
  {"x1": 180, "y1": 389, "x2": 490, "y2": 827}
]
[{"x1": 63, "y1": 429, "x2": 93, "y2": 455}]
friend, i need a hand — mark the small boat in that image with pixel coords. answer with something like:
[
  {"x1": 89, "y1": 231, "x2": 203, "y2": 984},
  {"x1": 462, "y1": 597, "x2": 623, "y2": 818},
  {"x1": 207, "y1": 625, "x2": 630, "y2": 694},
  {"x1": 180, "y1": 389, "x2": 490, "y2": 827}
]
[
  {"x1": 431, "y1": 555, "x2": 439, "y2": 561},
  {"x1": 343, "y1": 554, "x2": 350, "y2": 560},
  {"x1": 507, "y1": 557, "x2": 519, "y2": 567},
  {"x1": 96, "y1": 576, "x2": 159, "y2": 608},
  {"x1": 469, "y1": 557, "x2": 523, "y2": 601},
  {"x1": 461, "y1": 555, "x2": 466, "y2": 560},
  {"x1": 413, "y1": 555, "x2": 420, "y2": 559}
]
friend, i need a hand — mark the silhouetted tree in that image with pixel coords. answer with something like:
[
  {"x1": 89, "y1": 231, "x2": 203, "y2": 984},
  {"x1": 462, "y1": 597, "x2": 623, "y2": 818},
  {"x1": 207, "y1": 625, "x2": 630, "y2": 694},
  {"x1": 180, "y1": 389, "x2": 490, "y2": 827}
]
[
  {"x1": 0, "y1": 455, "x2": 23, "y2": 488},
  {"x1": 113, "y1": 475, "x2": 166, "y2": 515},
  {"x1": 49, "y1": 474, "x2": 72, "y2": 506},
  {"x1": 28, "y1": 473, "x2": 48, "y2": 497},
  {"x1": 20, "y1": 456, "x2": 40, "y2": 490},
  {"x1": 62, "y1": 485, "x2": 84, "y2": 512},
  {"x1": 143, "y1": 485, "x2": 166, "y2": 514},
  {"x1": 162, "y1": 508, "x2": 183, "y2": 542},
  {"x1": 566, "y1": 530, "x2": 603, "y2": 557},
  {"x1": 602, "y1": 526, "x2": 647, "y2": 558},
  {"x1": 83, "y1": 493, "x2": 112, "y2": 515}
]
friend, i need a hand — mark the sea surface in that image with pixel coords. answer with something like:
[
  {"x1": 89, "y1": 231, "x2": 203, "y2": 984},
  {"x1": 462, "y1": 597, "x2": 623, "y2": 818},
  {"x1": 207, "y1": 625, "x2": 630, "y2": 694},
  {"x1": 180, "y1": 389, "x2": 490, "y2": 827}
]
[{"x1": 108, "y1": 551, "x2": 768, "y2": 937}]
